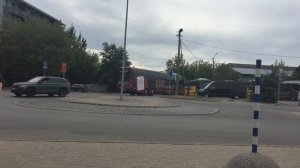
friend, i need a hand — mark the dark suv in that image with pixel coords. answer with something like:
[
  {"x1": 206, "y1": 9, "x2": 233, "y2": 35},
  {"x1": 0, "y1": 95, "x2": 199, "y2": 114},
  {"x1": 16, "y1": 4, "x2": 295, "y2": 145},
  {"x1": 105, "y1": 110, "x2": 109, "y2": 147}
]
[{"x1": 11, "y1": 76, "x2": 71, "y2": 97}]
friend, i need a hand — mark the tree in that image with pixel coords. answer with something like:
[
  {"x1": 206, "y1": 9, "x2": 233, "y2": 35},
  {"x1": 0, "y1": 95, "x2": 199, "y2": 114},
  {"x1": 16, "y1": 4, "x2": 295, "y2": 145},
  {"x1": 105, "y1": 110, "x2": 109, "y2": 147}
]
[
  {"x1": 0, "y1": 18, "x2": 99, "y2": 85},
  {"x1": 65, "y1": 26, "x2": 99, "y2": 84},
  {"x1": 0, "y1": 17, "x2": 69, "y2": 84},
  {"x1": 98, "y1": 43, "x2": 131, "y2": 91},
  {"x1": 172, "y1": 53, "x2": 185, "y2": 76},
  {"x1": 214, "y1": 63, "x2": 240, "y2": 81},
  {"x1": 260, "y1": 60, "x2": 286, "y2": 103},
  {"x1": 290, "y1": 65, "x2": 300, "y2": 80},
  {"x1": 185, "y1": 60, "x2": 213, "y2": 80}
]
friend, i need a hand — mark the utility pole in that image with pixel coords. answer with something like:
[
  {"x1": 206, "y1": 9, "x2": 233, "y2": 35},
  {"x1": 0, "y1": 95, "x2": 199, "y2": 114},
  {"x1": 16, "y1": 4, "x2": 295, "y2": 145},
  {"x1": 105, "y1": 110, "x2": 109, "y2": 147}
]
[
  {"x1": 176, "y1": 28, "x2": 183, "y2": 95},
  {"x1": 120, "y1": 0, "x2": 129, "y2": 101},
  {"x1": 277, "y1": 68, "x2": 283, "y2": 104},
  {"x1": 212, "y1": 53, "x2": 218, "y2": 80}
]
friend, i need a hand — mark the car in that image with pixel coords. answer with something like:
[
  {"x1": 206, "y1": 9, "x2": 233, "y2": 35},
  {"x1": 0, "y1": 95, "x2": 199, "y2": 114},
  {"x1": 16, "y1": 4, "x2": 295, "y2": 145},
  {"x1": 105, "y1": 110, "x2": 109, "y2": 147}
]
[
  {"x1": 198, "y1": 81, "x2": 247, "y2": 99},
  {"x1": 11, "y1": 76, "x2": 71, "y2": 97},
  {"x1": 71, "y1": 84, "x2": 88, "y2": 92}
]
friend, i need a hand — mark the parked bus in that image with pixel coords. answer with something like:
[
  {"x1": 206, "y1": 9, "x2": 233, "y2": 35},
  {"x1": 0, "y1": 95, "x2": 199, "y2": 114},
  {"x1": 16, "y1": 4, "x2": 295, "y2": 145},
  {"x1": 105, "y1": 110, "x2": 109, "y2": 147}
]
[
  {"x1": 280, "y1": 80, "x2": 300, "y2": 101},
  {"x1": 118, "y1": 67, "x2": 185, "y2": 95}
]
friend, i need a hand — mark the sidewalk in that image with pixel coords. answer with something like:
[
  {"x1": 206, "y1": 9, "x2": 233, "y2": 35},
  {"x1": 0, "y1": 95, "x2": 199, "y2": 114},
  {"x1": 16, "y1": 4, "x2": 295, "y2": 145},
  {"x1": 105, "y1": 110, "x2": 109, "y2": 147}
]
[{"x1": 0, "y1": 141, "x2": 299, "y2": 168}]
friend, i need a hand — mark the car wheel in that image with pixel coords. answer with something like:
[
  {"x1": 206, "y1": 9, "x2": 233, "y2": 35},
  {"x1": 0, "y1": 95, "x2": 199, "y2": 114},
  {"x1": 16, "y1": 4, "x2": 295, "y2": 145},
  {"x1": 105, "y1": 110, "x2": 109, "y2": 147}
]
[
  {"x1": 15, "y1": 93, "x2": 22, "y2": 97},
  {"x1": 58, "y1": 89, "x2": 67, "y2": 97},
  {"x1": 48, "y1": 93, "x2": 54, "y2": 97},
  {"x1": 26, "y1": 88, "x2": 35, "y2": 97},
  {"x1": 204, "y1": 94, "x2": 209, "y2": 98}
]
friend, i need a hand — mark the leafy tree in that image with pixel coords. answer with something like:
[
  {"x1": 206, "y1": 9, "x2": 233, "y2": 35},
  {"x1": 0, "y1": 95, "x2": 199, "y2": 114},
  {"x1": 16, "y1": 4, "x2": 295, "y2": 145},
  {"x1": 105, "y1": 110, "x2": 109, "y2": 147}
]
[
  {"x1": 290, "y1": 65, "x2": 300, "y2": 80},
  {"x1": 0, "y1": 18, "x2": 69, "y2": 84},
  {"x1": 172, "y1": 53, "x2": 185, "y2": 74},
  {"x1": 65, "y1": 26, "x2": 99, "y2": 84},
  {"x1": 98, "y1": 42, "x2": 131, "y2": 91},
  {"x1": 0, "y1": 18, "x2": 99, "y2": 85},
  {"x1": 261, "y1": 60, "x2": 286, "y2": 103},
  {"x1": 185, "y1": 60, "x2": 213, "y2": 80},
  {"x1": 214, "y1": 63, "x2": 240, "y2": 81}
]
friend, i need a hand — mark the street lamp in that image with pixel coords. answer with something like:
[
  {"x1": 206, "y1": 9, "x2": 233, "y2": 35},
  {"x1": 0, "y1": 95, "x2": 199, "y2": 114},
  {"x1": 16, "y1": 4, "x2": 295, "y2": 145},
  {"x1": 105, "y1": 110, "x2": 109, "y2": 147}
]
[
  {"x1": 212, "y1": 53, "x2": 218, "y2": 80},
  {"x1": 277, "y1": 68, "x2": 283, "y2": 103},
  {"x1": 176, "y1": 28, "x2": 183, "y2": 95},
  {"x1": 120, "y1": 0, "x2": 129, "y2": 101}
]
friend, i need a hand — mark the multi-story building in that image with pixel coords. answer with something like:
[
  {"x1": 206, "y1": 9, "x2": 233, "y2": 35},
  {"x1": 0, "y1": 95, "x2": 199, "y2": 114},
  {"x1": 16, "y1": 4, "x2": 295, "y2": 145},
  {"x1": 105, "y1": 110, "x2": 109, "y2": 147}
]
[{"x1": 0, "y1": 0, "x2": 60, "y2": 23}]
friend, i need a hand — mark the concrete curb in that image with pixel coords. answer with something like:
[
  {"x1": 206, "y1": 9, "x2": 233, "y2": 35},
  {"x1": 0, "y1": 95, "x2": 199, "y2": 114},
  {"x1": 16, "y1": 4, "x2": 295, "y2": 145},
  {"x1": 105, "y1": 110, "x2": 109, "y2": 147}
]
[
  {"x1": 58, "y1": 99, "x2": 180, "y2": 108},
  {"x1": 14, "y1": 100, "x2": 220, "y2": 116}
]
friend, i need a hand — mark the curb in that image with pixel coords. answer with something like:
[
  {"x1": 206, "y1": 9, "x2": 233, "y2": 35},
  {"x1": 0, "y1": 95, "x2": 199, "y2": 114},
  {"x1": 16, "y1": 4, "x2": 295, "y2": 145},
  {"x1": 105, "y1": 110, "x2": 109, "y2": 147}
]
[
  {"x1": 58, "y1": 99, "x2": 180, "y2": 108},
  {"x1": 14, "y1": 100, "x2": 220, "y2": 116},
  {"x1": 160, "y1": 96, "x2": 225, "y2": 102}
]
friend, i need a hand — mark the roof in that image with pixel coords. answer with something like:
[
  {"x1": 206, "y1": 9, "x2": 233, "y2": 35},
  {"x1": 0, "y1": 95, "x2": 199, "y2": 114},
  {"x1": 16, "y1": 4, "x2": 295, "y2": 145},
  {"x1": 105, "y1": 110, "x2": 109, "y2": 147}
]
[
  {"x1": 228, "y1": 63, "x2": 296, "y2": 76},
  {"x1": 19, "y1": 0, "x2": 61, "y2": 23}
]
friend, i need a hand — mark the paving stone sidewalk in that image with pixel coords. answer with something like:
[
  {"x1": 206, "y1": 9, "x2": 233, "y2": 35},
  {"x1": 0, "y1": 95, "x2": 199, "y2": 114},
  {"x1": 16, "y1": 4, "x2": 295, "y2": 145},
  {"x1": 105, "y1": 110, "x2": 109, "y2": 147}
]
[{"x1": 0, "y1": 141, "x2": 299, "y2": 168}]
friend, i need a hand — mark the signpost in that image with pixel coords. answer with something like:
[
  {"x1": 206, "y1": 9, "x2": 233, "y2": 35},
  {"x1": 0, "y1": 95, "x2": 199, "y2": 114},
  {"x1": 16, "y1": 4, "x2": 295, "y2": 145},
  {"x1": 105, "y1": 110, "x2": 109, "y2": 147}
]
[
  {"x1": 42, "y1": 60, "x2": 48, "y2": 76},
  {"x1": 167, "y1": 62, "x2": 173, "y2": 95},
  {"x1": 61, "y1": 63, "x2": 67, "y2": 78}
]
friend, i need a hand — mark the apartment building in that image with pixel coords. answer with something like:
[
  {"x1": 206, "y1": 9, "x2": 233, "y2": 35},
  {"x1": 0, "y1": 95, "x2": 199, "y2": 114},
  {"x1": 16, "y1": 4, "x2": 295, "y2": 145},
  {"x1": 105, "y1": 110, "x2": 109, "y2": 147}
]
[{"x1": 0, "y1": 0, "x2": 60, "y2": 23}]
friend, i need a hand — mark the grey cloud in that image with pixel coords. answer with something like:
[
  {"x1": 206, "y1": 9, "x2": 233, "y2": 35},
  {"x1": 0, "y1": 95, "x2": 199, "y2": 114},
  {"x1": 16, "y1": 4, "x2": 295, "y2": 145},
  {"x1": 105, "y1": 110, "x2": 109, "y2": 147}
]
[{"x1": 25, "y1": 0, "x2": 300, "y2": 69}]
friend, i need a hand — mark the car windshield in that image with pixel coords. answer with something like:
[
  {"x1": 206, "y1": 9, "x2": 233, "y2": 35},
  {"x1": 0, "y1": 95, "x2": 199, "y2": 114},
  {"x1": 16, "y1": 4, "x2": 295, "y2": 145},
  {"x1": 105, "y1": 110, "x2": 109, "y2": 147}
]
[
  {"x1": 28, "y1": 77, "x2": 43, "y2": 83},
  {"x1": 204, "y1": 81, "x2": 214, "y2": 90}
]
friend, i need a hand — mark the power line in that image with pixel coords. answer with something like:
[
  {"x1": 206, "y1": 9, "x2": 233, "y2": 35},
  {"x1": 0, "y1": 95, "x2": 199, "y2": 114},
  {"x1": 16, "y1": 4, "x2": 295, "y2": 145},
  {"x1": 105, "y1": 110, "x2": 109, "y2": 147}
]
[
  {"x1": 183, "y1": 39, "x2": 300, "y2": 59},
  {"x1": 181, "y1": 42, "x2": 201, "y2": 60}
]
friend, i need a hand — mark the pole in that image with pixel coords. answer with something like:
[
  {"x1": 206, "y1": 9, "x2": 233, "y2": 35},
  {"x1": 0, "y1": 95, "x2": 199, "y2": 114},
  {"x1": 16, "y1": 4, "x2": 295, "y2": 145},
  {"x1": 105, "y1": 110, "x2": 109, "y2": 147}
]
[
  {"x1": 252, "y1": 59, "x2": 261, "y2": 153},
  {"x1": 120, "y1": 0, "x2": 129, "y2": 101},
  {"x1": 176, "y1": 28, "x2": 183, "y2": 95},
  {"x1": 277, "y1": 68, "x2": 282, "y2": 104},
  {"x1": 212, "y1": 53, "x2": 217, "y2": 80}
]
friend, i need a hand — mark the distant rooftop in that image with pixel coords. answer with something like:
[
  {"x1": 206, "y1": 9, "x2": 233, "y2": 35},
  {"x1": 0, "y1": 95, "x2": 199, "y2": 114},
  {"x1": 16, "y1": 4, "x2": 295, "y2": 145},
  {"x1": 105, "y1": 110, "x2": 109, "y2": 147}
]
[
  {"x1": 228, "y1": 63, "x2": 297, "y2": 76},
  {"x1": 20, "y1": 0, "x2": 60, "y2": 23}
]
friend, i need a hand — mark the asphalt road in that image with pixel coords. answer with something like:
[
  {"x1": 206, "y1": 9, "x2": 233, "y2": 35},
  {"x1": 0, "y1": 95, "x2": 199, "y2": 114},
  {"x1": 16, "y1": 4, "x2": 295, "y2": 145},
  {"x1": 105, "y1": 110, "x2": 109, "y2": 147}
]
[{"x1": 1, "y1": 90, "x2": 300, "y2": 146}]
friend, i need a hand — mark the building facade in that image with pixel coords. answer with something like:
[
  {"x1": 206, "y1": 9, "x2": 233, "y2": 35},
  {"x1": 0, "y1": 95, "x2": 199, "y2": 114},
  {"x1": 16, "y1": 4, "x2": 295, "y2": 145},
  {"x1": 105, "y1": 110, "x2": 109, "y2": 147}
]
[
  {"x1": 0, "y1": 0, "x2": 60, "y2": 23},
  {"x1": 228, "y1": 63, "x2": 297, "y2": 82}
]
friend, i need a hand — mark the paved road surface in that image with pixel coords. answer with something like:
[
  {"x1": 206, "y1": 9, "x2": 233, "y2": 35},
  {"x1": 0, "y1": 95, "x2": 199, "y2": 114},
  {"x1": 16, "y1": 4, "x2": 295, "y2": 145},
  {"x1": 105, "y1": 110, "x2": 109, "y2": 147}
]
[{"x1": 1, "y1": 91, "x2": 300, "y2": 146}]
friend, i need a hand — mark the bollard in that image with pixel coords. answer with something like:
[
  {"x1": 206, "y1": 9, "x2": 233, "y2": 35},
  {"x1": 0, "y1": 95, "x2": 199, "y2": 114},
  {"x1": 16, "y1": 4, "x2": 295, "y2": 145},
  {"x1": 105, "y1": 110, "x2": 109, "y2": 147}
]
[
  {"x1": 226, "y1": 60, "x2": 279, "y2": 168},
  {"x1": 0, "y1": 82, "x2": 2, "y2": 92},
  {"x1": 298, "y1": 90, "x2": 300, "y2": 106},
  {"x1": 252, "y1": 59, "x2": 261, "y2": 153}
]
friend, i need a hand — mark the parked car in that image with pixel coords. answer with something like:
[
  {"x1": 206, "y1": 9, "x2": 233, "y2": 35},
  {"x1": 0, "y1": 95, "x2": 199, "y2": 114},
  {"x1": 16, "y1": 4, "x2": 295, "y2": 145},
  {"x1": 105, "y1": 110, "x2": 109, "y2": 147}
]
[
  {"x1": 198, "y1": 81, "x2": 247, "y2": 99},
  {"x1": 11, "y1": 76, "x2": 71, "y2": 97},
  {"x1": 71, "y1": 84, "x2": 88, "y2": 92}
]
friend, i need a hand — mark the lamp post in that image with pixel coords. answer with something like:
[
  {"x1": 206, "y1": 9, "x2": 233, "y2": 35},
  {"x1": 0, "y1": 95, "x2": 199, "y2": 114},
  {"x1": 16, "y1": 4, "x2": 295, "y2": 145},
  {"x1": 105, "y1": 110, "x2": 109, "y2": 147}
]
[
  {"x1": 212, "y1": 53, "x2": 218, "y2": 80},
  {"x1": 120, "y1": 0, "x2": 129, "y2": 101},
  {"x1": 176, "y1": 28, "x2": 183, "y2": 95},
  {"x1": 277, "y1": 68, "x2": 283, "y2": 103}
]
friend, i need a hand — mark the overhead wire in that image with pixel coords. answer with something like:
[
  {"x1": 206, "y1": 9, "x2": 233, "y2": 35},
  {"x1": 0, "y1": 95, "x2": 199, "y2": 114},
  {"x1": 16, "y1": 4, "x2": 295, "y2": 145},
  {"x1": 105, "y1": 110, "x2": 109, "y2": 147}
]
[
  {"x1": 182, "y1": 39, "x2": 300, "y2": 59},
  {"x1": 181, "y1": 42, "x2": 201, "y2": 60}
]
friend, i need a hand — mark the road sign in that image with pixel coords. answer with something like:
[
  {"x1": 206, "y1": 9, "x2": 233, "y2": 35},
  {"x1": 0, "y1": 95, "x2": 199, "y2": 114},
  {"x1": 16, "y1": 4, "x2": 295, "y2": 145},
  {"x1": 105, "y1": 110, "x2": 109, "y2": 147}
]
[
  {"x1": 43, "y1": 60, "x2": 48, "y2": 70},
  {"x1": 168, "y1": 69, "x2": 172, "y2": 78},
  {"x1": 61, "y1": 63, "x2": 67, "y2": 73}
]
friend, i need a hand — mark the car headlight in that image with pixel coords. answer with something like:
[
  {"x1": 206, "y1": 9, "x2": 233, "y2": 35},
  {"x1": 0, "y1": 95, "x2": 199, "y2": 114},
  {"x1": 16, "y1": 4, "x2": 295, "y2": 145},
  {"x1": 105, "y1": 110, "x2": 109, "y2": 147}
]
[{"x1": 18, "y1": 85, "x2": 27, "y2": 88}]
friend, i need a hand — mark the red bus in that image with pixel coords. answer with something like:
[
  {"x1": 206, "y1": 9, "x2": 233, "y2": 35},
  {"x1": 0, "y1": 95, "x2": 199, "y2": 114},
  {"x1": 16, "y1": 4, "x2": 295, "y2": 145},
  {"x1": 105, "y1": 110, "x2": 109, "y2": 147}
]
[{"x1": 118, "y1": 67, "x2": 185, "y2": 95}]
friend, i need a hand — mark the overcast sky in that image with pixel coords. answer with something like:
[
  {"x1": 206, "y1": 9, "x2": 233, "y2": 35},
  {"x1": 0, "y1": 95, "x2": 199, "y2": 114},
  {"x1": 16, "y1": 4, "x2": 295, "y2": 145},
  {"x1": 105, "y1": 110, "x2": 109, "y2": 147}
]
[{"x1": 26, "y1": 0, "x2": 300, "y2": 71}]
